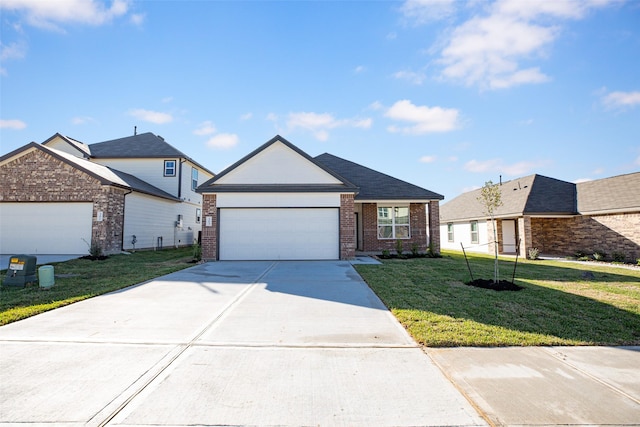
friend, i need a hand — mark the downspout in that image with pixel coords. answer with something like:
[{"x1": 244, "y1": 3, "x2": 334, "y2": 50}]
[{"x1": 121, "y1": 189, "x2": 133, "y2": 251}]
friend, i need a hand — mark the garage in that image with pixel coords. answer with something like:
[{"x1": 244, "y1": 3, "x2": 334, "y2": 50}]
[
  {"x1": 0, "y1": 202, "x2": 93, "y2": 255},
  {"x1": 219, "y1": 208, "x2": 339, "y2": 260}
]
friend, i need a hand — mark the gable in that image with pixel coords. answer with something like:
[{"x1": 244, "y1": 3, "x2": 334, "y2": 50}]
[
  {"x1": 215, "y1": 139, "x2": 343, "y2": 185},
  {"x1": 42, "y1": 133, "x2": 91, "y2": 158}
]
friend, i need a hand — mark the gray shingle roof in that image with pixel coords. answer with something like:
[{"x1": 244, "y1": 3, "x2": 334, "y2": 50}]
[
  {"x1": 440, "y1": 174, "x2": 577, "y2": 221},
  {"x1": 577, "y1": 172, "x2": 640, "y2": 214},
  {"x1": 89, "y1": 132, "x2": 214, "y2": 175},
  {"x1": 314, "y1": 153, "x2": 444, "y2": 201}
]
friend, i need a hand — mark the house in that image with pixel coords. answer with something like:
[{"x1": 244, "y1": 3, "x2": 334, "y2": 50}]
[
  {"x1": 196, "y1": 135, "x2": 444, "y2": 261},
  {"x1": 0, "y1": 132, "x2": 214, "y2": 256},
  {"x1": 440, "y1": 172, "x2": 640, "y2": 260}
]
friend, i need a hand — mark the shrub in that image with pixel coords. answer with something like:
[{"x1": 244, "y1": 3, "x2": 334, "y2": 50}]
[
  {"x1": 611, "y1": 251, "x2": 626, "y2": 263},
  {"x1": 592, "y1": 251, "x2": 607, "y2": 261},
  {"x1": 395, "y1": 239, "x2": 404, "y2": 257},
  {"x1": 574, "y1": 250, "x2": 586, "y2": 259},
  {"x1": 381, "y1": 249, "x2": 391, "y2": 259},
  {"x1": 528, "y1": 247, "x2": 540, "y2": 260},
  {"x1": 410, "y1": 243, "x2": 420, "y2": 257},
  {"x1": 192, "y1": 241, "x2": 202, "y2": 261}
]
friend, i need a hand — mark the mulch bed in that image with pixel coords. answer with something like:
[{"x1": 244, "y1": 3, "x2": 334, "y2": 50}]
[
  {"x1": 79, "y1": 255, "x2": 109, "y2": 261},
  {"x1": 465, "y1": 279, "x2": 523, "y2": 291}
]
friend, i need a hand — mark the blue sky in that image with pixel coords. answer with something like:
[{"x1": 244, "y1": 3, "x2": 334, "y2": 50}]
[{"x1": 1, "y1": 0, "x2": 639, "y2": 200}]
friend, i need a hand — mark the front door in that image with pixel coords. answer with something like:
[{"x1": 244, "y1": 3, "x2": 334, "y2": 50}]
[{"x1": 502, "y1": 220, "x2": 517, "y2": 253}]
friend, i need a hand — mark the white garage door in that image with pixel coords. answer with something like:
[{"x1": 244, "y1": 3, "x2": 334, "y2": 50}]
[
  {"x1": 219, "y1": 208, "x2": 339, "y2": 260},
  {"x1": 0, "y1": 203, "x2": 93, "y2": 255}
]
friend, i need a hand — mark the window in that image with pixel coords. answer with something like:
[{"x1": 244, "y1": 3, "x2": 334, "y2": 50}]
[
  {"x1": 377, "y1": 206, "x2": 410, "y2": 239},
  {"x1": 164, "y1": 160, "x2": 176, "y2": 177},
  {"x1": 470, "y1": 221, "x2": 479, "y2": 244},
  {"x1": 191, "y1": 167, "x2": 198, "y2": 191},
  {"x1": 447, "y1": 223, "x2": 454, "y2": 242},
  {"x1": 196, "y1": 208, "x2": 201, "y2": 224}
]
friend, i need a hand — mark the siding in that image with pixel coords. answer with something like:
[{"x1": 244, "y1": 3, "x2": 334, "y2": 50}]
[
  {"x1": 440, "y1": 220, "x2": 489, "y2": 253},
  {"x1": 94, "y1": 158, "x2": 180, "y2": 197}
]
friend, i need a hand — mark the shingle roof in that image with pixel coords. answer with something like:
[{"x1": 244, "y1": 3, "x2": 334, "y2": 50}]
[
  {"x1": 314, "y1": 153, "x2": 444, "y2": 201},
  {"x1": 577, "y1": 172, "x2": 640, "y2": 214},
  {"x1": 440, "y1": 174, "x2": 577, "y2": 221},
  {"x1": 89, "y1": 132, "x2": 214, "y2": 175}
]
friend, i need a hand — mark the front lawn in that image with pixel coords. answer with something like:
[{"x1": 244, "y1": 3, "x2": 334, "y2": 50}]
[
  {"x1": 355, "y1": 250, "x2": 640, "y2": 347},
  {"x1": 0, "y1": 247, "x2": 194, "y2": 326}
]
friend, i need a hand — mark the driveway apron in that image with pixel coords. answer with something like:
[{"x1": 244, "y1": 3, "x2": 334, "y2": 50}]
[{"x1": 0, "y1": 261, "x2": 486, "y2": 426}]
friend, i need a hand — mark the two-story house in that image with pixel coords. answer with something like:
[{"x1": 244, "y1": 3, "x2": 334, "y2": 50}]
[{"x1": 0, "y1": 132, "x2": 214, "y2": 256}]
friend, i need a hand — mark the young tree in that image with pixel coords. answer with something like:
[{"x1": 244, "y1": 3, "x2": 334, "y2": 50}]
[{"x1": 478, "y1": 180, "x2": 503, "y2": 283}]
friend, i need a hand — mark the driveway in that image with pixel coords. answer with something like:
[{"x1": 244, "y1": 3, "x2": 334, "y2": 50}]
[{"x1": 0, "y1": 261, "x2": 486, "y2": 426}]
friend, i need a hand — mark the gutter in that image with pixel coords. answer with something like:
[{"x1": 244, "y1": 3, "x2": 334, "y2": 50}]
[{"x1": 121, "y1": 189, "x2": 133, "y2": 251}]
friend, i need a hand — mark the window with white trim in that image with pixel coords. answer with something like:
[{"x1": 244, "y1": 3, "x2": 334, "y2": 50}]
[
  {"x1": 196, "y1": 208, "x2": 201, "y2": 224},
  {"x1": 470, "y1": 221, "x2": 479, "y2": 244},
  {"x1": 377, "y1": 206, "x2": 410, "y2": 239},
  {"x1": 164, "y1": 160, "x2": 176, "y2": 177},
  {"x1": 191, "y1": 167, "x2": 198, "y2": 191},
  {"x1": 447, "y1": 223, "x2": 454, "y2": 242}
]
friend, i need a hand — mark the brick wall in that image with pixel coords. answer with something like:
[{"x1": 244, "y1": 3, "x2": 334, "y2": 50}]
[
  {"x1": 427, "y1": 200, "x2": 441, "y2": 254},
  {"x1": 361, "y1": 202, "x2": 429, "y2": 253},
  {"x1": 201, "y1": 194, "x2": 217, "y2": 260},
  {"x1": 531, "y1": 213, "x2": 640, "y2": 260},
  {"x1": 0, "y1": 148, "x2": 125, "y2": 254},
  {"x1": 340, "y1": 193, "x2": 355, "y2": 259}
]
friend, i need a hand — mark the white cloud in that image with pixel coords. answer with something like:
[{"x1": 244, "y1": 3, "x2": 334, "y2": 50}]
[
  {"x1": 368, "y1": 101, "x2": 384, "y2": 111},
  {"x1": 400, "y1": 0, "x2": 456, "y2": 24},
  {"x1": 130, "y1": 12, "x2": 145, "y2": 26},
  {"x1": 266, "y1": 113, "x2": 278, "y2": 122},
  {"x1": 193, "y1": 121, "x2": 216, "y2": 136},
  {"x1": 129, "y1": 108, "x2": 173, "y2": 124},
  {"x1": 385, "y1": 99, "x2": 459, "y2": 134},
  {"x1": 286, "y1": 111, "x2": 372, "y2": 141},
  {"x1": 207, "y1": 133, "x2": 238, "y2": 150},
  {"x1": 464, "y1": 157, "x2": 546, "y2": 176},
  {"x1": 419, "y1": 155, "x2": 436, "y2": 163},
  {"x1": 1, "y1": 0, "x2": 130, "y2": 30},
  {"x1": 240, "y1": 112, "x2": 253, "y2": 121},
  {"x1": 0, "y1": 41, "x2": 27, "y2": 61},
  {"x1": 354, "y1": 65, "x2": 366, "y2": 74},
  {"x1": 71, "y1": 116, "x2": 97, "y2": 125},
  {"x1": 602, "y1": 90, "x2": 640, "y2": 109},
  {"x1": 434, "y1": 0, "x2": 617, "y2": 90},
  {"x1": 0, "y1": 118, "x2": 27, "y2": 129},
  {"x1": 393, "y1": 70, "x2": 426, "y2": 85}
]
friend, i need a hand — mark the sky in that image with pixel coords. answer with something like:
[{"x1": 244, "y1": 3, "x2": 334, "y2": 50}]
[{"x1": 1, "y1": 0, "x2": 639, "y2": 201}]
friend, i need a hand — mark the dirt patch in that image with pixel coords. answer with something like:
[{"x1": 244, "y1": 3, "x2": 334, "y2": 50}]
[{"x1": 465, "y1": 279, "x2": 523, "y2": 291}]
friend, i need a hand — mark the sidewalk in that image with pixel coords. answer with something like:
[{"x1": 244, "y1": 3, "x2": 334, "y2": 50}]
[{"x1": 428, "y1": 346, "x2": 640, "y2": 426}]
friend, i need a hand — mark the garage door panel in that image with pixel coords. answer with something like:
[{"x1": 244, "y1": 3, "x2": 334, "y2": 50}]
[
  {"x1": 0, "y1": 203, "x2": 93, "y2": 254},
  {"x1": 219, "y1": 208, "x2": 339, "y2": 260}
]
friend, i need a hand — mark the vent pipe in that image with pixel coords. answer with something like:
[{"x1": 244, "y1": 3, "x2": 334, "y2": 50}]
[{"x1": 134, "y1": 126, "x2": 137, "y2": 136}]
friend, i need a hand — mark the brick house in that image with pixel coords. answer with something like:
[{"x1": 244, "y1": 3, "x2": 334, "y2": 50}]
[
  {"x1": 0, "y1": 133, "x2": 213, "y2": 256},
  {"x1": 197, "y1": 135, "x2": 444, "y2": 261},
  {"x1": 440, "y1": 172, "x2": 640, "y2": 260}
]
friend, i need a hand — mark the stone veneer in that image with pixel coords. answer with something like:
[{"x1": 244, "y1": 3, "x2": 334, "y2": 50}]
[{"x1": 0, "y1": 148, "x2": 125, "y2": 254}]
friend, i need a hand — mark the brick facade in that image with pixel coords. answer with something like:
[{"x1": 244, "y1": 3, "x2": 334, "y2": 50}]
[
  {"x1": 340, "y1": 193, "x2": 355, "y2": 260},
  {"x1": 531, "y1": 213, "x2": 640, "y2": 260},
  {"x1": 201, "y1": 194, "x2": 217, "y2": 261},
  {"x1": 360, "y1": 202, "x2": 432, "y2": 253},
  {"x1": 0, "y1": 148, "x2": 125, "y2": 254},
  {"x1": 427, "y1": 200, "x2": 441, "y2": 254}
]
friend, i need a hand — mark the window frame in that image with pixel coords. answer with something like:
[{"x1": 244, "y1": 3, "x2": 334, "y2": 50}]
[
  {"x1": 196, "y1": 208, "x2": 201, "y2": 224},
  {"x1": 377, "y1": 205, "x2": 411, "y2": 240},
  {"x1": 191, "y1": 167, "x2": 199, "y2": 191},
  {"x1": 447, "y1": 223, "x2": 454, "y2": 242},
  {"x1": 164, "y1": 160, "x2": 176, "y2": 177},
  {"x1": 470, "y1": 221, "x2": 479, "y2": 244}
]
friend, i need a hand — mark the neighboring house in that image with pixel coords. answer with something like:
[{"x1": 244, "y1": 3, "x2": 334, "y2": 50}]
[
  {"x1": 0, "y1": 132, "x2": 214, "y2": 256},
  {"x1": 197, "y1": 135, "x2": 443, "y2": 261},
  {"x1": 440, "y1": 172, "x2": 640, "y2": 260}
]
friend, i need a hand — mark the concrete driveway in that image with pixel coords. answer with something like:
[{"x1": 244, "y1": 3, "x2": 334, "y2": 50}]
[{"x1": 0, "y1": 261, "x2": 486, "y2": 426}]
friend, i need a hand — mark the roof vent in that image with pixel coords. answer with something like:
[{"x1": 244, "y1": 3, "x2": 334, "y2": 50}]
[{"x1": 158, "y1": 135, "x2": 164, "y2": 141}]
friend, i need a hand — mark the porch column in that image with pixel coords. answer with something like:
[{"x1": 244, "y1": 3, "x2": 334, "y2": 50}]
[
  {"x1": 340, "y1": 193, "x2": 355, "y2": 259},
  {"x1": 518, "y1": 215, "x2": 532, "y2": 258},
  {"x1": 201, "y1": 194, "x2": 217, "y2": 261},
  {"x1": 428, "y1": 200, "x2": 441, "y2": 254}
]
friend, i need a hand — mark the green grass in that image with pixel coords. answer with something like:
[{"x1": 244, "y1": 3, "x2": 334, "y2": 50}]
[
  {"x1": 355, "y1": 250, "x2": 640, "y2": 347},
  {"x1": 0, "y1": 247, "x2": 194, "y2": 325}
]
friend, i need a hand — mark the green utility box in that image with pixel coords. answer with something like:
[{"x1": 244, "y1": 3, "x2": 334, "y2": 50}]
[{"x1": 3, "y1": 255, "x2": 37, "y2": 287}]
